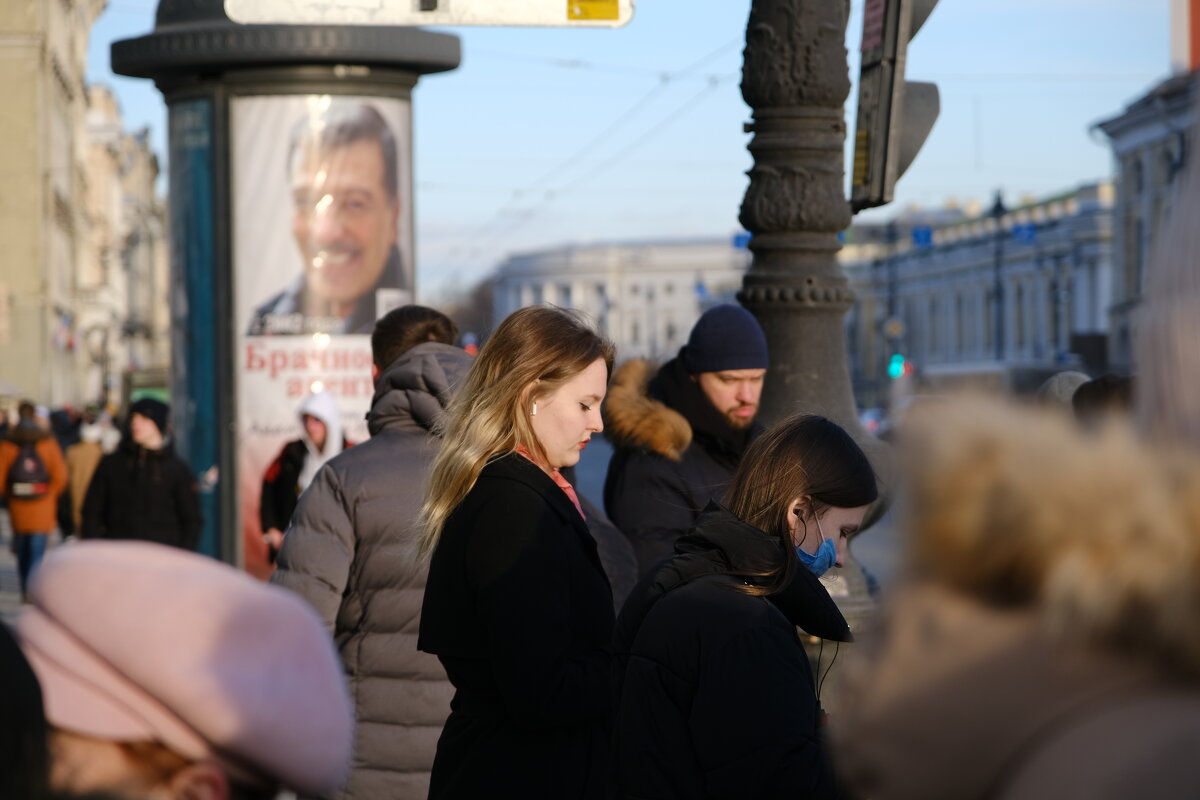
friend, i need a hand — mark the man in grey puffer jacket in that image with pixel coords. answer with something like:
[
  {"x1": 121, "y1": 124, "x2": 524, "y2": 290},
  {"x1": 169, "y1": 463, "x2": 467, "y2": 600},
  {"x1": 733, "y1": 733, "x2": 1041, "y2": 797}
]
[{"x1": 272, "y1": 305, "x2": 470, "y2": 800}]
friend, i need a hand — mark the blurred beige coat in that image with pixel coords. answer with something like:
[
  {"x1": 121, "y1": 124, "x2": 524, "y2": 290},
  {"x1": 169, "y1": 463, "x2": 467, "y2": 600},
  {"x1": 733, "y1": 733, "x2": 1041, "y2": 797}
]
[
  {"x1": 834, "y1": 400, "x2": 1200, "y2": 799},
  {"x1": 65, "y1": 438, "x2": 103, "y2": 531}
]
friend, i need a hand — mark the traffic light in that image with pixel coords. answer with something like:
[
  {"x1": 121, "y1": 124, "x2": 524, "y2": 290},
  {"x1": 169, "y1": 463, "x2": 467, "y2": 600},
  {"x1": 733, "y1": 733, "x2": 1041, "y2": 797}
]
[
  {"x1": 887, "y1": 353, "x2": 906, "y2": 379},
  {"x1": 850, "y1": 0, "x2": 940, "y2": 213}
]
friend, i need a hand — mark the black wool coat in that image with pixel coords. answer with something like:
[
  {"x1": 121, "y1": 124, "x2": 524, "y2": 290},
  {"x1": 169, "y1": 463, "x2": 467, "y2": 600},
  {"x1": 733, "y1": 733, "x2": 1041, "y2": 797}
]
[
  {"x1": 604, "y1": 357, "x2": 762, "y2": 578},
  {"x1": 80, "y1": 440, "x2": 202, "y2": 551},
  {"x1": 419, "y1": 452, "x2": 616, "y2": 800},
  {"x1": 613, "y1": 504, "x2": 851, "y2": 800}
]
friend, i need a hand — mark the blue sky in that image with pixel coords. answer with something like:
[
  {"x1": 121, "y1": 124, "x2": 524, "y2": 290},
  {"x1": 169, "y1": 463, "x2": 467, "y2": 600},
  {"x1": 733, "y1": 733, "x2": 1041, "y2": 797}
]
[{"x1": 90, "y1": 0, "x2": 1169, "y2": 300}]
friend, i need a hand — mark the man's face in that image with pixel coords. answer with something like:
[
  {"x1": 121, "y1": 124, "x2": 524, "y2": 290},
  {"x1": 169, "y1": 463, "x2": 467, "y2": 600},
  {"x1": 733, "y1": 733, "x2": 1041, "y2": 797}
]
[
  {"x1": 695, "y1": 368, "x2": 766, "y2": 430},
  {"x1": 291, "y1": 139, "x2": 399, "y2": 313}
]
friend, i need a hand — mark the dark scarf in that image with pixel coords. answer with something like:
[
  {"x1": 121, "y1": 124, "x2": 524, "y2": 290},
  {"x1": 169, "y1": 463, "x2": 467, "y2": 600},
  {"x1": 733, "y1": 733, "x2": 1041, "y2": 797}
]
[{"x1": 649, "y1": 355, "x2": 760, "y2": 471}]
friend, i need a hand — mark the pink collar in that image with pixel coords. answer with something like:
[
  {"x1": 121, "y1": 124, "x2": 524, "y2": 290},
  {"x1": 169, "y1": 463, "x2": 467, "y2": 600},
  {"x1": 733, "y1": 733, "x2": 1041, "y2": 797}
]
[{"x1": 514, "y1": 445, "x2": 586, "y2": 520}]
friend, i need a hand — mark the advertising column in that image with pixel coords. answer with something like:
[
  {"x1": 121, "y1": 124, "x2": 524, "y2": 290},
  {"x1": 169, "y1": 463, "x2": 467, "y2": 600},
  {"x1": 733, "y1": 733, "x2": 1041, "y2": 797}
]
[{"x1": 232, "y1": 95, "x2": 413, "y2": 577}]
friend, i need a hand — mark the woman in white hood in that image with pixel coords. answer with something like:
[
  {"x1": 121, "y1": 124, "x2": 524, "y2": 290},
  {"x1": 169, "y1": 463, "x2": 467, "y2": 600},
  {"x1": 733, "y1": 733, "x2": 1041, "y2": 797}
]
[{"x1": 260, "y1": 390, "x2": 348, "y2": 560}]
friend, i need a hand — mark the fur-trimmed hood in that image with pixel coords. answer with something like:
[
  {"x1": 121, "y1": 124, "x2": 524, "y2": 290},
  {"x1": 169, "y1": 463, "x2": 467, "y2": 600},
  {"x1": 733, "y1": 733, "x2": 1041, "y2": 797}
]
[
  {"x1": 835, "y1": 397, "x2": 1200, "y2": 799},
  {"x1": 602, "y1": 359, "x2": 692, "y2": 461}
]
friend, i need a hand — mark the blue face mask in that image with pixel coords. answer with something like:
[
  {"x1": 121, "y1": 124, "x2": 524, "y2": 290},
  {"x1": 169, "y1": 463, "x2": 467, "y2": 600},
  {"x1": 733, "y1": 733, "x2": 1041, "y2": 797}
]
[{"x1": 795, "y1": 514, "x2": 837, "y2": 577}]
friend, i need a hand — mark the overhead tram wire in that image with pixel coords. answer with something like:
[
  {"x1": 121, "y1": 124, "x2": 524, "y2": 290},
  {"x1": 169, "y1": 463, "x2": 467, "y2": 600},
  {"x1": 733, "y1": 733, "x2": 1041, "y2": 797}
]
[
  {"x1": 468, "y1": 75, "x2": 730, "y2": 256},
  {"x1": 444, "y1": 38, "x2": 743, "y2": 265}
]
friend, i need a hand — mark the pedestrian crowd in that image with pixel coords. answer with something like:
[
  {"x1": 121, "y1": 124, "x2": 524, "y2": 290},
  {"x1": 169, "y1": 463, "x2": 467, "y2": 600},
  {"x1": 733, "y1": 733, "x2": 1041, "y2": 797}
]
[{"x1": 2, "y1": 260, "x2": 1197, "y2": 799}]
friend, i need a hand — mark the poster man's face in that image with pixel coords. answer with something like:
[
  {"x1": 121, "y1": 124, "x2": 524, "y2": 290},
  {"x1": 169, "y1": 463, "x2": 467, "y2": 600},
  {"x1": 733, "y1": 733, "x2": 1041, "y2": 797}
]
[{"x1": 291, "y1": 139, "x2": 399, "y2": 314}]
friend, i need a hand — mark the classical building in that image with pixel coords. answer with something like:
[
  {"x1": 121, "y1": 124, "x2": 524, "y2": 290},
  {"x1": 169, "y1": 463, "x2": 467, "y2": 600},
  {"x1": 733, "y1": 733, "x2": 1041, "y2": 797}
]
[
  {"x1": 0, "y1": 0, "x2": 106, "y2": 403},
  {"x1": 0, "y1": 3, "x2": 168, "y2": 408},
  {"x1": 843, "y1": 183, "x2": 1114, "y2": 409},
  {"x1": 82, "y1": 85, "x2": 170, "y2": 405},
  {"x1": 491, "y1": 238, "x2": 750, "y2": 363},
  {"x1": 1096, "y1": 72, "x2": 1197, "y2": 375}
]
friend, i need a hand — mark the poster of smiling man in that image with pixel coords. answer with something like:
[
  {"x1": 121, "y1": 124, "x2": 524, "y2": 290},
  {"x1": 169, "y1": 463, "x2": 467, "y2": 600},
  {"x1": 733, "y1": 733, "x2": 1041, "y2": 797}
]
[{"x1": 234, "y1": 94, "x2": 413, "y2": 577}]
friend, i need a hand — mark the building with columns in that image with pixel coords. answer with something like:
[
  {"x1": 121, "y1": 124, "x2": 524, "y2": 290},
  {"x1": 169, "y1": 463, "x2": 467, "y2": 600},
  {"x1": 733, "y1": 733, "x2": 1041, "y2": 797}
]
[
  {"x1": 491, "y1": 238, "x2": 750, "y2": 363},
  {"x1": 1094, "y1": 2, "x2": 1198, "y2": 374},
  {"x1": 843, "y1": 183, "x2": 1114, "y2": 409}
]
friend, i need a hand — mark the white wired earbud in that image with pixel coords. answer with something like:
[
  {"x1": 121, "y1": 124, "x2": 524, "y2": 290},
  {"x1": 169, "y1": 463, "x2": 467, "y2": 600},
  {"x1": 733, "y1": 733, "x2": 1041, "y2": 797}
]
[{"x1": 531, "y1": 402, "x2": 538, "y2": 416}]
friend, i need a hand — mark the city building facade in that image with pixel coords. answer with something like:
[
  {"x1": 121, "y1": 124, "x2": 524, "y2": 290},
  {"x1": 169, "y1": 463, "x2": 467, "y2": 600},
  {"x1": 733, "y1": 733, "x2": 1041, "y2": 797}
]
[
  {"x1": 0, "y1": 3, "x2": 167, "y2": 408},
  {"x1": 83, "y1": 85, "x2": 170, "y2": 406},
  {"x1": 492, "y1": 238, "x2": 750, "y2": 363},
  {"x1": 843, "y1": 183, "x2": 1114, "y2": 410},
  {"x1": 1096, "y1": 71, "x2": 1197, "y2": 375}
]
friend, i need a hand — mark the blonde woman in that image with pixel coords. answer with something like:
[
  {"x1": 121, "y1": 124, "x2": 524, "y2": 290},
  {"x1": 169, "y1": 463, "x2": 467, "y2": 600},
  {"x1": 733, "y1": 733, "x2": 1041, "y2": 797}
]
[{"x1": 418, "y1": 306, "x2": 616, "y2": 799}]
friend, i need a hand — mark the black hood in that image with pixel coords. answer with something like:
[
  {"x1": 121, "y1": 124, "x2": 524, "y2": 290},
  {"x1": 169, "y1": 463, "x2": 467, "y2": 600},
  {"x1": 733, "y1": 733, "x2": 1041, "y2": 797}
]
[
  {"x1": 649, "y1": 356, "x2": 761, "y2": 470},
  {"x1": 641, "y1": 502, "x2": 852, "y2": 642}
]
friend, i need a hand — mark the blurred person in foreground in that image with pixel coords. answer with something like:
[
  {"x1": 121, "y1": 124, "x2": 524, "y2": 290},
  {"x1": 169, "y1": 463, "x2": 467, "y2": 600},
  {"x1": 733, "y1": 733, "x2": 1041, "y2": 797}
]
[
  {"x1": 259, "y1": 388, "x2": 347, "y2": 561},
  {"x1": 604, "y1": 304, "x2": 769, "y2": 577},
  {"x1": 0, "y1": 400, "x2": 68, "y2": 596},
  {"x1": 1, "y1": 620, "x2": 50, "y2": 799},
  {"x1": 16, "y1": 540, "x2": 353, "y2": 800},
  {"x1": 418, "y1": 306, "x2": 616, "y2": 799},
  {"x1": 81, "y1": 399, "x2": 202, "y2": 551},
  {"x1": 614, "y1": 414, "x2": 876, "y2": 799},
  {"x1": 272, "y1": 305, "x2": 470, "y2": 799},
  {"x1": 834, "y1": 398, "x2": 1200, "y2": 799}
]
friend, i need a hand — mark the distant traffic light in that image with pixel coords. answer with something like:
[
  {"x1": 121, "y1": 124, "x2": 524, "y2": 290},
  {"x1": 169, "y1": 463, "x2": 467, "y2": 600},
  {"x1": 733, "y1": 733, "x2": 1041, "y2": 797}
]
[
  {"x1": 851, "y1": 0, "x2": 940, "y2": 212},
  {"x1": 887, "y1": 353, "x2": 914, "y2": 379}
]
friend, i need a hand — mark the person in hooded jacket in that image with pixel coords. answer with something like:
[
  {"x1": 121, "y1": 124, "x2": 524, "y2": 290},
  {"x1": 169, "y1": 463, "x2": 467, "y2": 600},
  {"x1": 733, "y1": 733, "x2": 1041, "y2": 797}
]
[
  {"x1": 80, "y1": 398, "x2": 202, "y2": 551},
  {"x1": 614, "y1": 414, "x2": 877, "y2": 800},
  {"x1": 0, "y1": 400, "x2": 68, "y2": 595},
  {"x1": 259, "y1": 389, "x2": 348, "y2": 561},
  {"x1": 603, "y1": 304, "x2": 769, "y2": 578},
  {"x1": 272, "y1": 305, "x2": 470, "y2": 800}
]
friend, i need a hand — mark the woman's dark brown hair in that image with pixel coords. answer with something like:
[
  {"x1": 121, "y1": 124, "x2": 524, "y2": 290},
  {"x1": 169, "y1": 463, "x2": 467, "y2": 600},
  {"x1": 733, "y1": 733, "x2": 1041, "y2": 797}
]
[{"x1": 723, "y1": 414, "x2": 878, "y2": 594}]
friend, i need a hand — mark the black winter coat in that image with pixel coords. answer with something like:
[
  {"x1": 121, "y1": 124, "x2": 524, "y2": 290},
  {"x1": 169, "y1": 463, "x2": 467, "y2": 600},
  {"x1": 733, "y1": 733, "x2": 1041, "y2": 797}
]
[
  {"x1": 419, "y1": 452, "x2": 615, "y2": 800},
  {"x1": 614, "y1": 504, "x2": 851, "y2": 800},
  {"x1": 81, "y1": 441, "x2": 202, "y2": 550},
  {"x1": 604, "y1": 357, "x2": 762, "y2": 577}
]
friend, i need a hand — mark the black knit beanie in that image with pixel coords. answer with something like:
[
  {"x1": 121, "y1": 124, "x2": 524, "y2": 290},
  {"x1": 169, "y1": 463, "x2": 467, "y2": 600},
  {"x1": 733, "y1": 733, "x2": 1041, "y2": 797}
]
[
  {"x1": 680, "y1": 304, "x2": 769, "y2": 374},
  {"x1": 129, "y1": 398, "x2": 170, "y2": 436}
]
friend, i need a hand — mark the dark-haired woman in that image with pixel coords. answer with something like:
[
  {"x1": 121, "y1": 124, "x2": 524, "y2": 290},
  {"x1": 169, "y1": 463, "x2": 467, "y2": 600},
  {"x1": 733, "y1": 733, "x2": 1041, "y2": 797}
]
[{"x1": 613, "y1": 414, "x2": 878, "y2": 799}]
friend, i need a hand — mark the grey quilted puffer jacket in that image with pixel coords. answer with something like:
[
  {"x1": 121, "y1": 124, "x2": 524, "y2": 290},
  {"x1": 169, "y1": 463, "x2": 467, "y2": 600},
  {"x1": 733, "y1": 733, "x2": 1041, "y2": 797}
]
[{"x1": 273, "y1": 341, "x2": 472, "y2": 800}]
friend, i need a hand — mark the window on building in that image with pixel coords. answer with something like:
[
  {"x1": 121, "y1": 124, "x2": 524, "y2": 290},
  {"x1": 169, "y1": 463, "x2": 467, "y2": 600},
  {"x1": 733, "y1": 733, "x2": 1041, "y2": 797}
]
[
  {"x1": 927, "y1": 297, "x2": 938, "y2": 357},
  {"x1": 1014, "y1": 283, "x2": 1024, "y2": 350},
  {"x1": 632, "y1": 321, "x2": 640, "y2": 344},
  {"x1": 955, "y1": 294, "x2": 964, "y2": 357},
  {"x1": 559, "y1": 284, "x2": 572, "y2": 308}
]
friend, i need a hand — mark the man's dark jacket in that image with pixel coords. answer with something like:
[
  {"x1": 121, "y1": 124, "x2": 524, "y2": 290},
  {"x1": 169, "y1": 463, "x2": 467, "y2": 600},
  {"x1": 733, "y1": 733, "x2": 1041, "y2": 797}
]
[
  {"x1": 81, "y1": 438, "x2": 202, "y2": 550},
  {"x1": 613, "y1": 503, "x2": 851, "y2": 800},
  {"x1": 419, "y1": 452, "x2": 615, "y2": 800},
  {"x1": 603, "y1": 356, "x2": 762, "y2": 577}
]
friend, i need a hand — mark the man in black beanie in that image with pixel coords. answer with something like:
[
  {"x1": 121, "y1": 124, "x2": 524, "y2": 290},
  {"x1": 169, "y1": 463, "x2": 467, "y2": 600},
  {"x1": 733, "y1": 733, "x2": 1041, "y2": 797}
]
[
  {"x1": 81, "y1": 398, "x2": 203, "y2": 550},
  {"x1": 603, "y1": 304, "x2": 769, "y2": 577}
]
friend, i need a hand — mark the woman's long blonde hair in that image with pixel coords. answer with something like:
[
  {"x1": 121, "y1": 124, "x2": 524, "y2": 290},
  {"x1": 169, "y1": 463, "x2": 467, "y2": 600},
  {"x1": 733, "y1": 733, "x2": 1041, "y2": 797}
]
[{"x1": 417, "y1": 306, "x2": 614, "y2": 557}]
